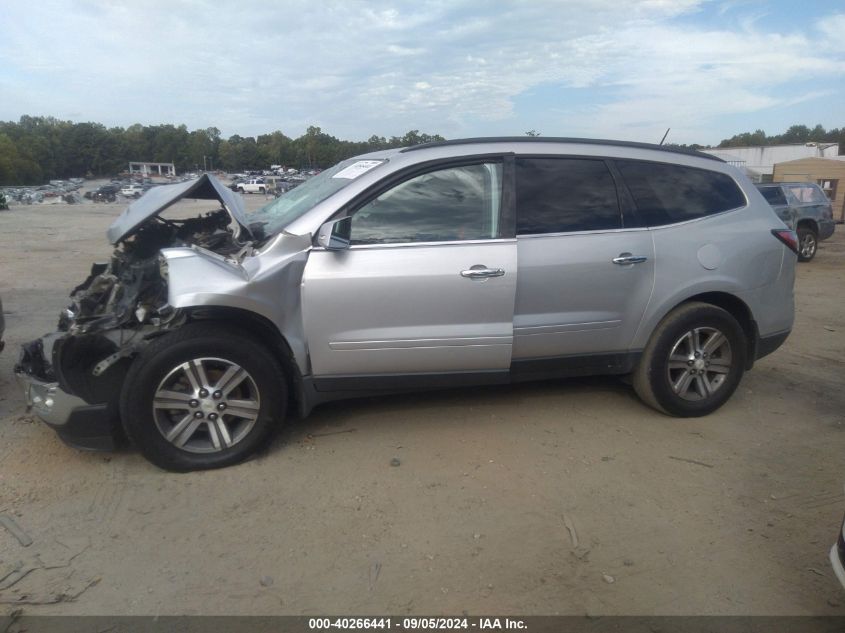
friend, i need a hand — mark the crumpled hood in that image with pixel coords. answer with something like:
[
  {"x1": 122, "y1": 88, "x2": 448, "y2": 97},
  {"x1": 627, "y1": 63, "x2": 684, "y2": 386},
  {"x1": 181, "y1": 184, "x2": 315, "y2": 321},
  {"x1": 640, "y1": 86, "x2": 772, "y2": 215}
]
[{"x1": 106, "y1": 174, "x2": 252, "y2": 244}]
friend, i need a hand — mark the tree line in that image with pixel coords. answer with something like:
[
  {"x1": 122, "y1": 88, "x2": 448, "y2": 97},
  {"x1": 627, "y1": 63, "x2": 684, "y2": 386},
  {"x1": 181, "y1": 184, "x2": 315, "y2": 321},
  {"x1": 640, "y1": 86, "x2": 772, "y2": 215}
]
[
  {"x1": 717, "y1": 124, "x2": 845, "y2": 150},
  {"x1": 1, "y1": 116, "x2": 842, "y2": 186},
  {"x1": 0, "y1": 116, "x2": 444, "y2": 185}
]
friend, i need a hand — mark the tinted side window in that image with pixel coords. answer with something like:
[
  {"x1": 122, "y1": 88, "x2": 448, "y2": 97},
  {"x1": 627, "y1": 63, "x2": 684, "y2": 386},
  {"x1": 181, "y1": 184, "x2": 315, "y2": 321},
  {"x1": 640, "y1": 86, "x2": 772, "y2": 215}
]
[
  {"x1": 516, "y1": 158, "x2": 621, "y2": 234},
  {"x1": 759, "y1": 186, "x2": 788, "y2": 206},
  {"x1": 616, "y1": 160, "x2": 746, "y2": 226},
  {"x1": 350, "y1": 163, "x2": 502, "y2": 244}
]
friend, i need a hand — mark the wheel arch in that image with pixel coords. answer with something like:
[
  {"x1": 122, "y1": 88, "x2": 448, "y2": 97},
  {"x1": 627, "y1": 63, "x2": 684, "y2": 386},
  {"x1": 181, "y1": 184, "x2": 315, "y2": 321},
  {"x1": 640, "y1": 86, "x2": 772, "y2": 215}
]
[
  {"x1": 183, "y1": 305, "x2": 306, "y2": 417},
  {"x1": 796, "y1": 218, "x2": 819, "y2": 234}
]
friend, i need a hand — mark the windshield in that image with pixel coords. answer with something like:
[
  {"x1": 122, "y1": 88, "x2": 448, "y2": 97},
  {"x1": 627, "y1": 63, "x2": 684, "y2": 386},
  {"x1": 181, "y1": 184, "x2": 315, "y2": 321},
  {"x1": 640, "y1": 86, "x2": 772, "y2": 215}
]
[{"x1": 249, "y1": 158, "x2": 385, "y2": 237}]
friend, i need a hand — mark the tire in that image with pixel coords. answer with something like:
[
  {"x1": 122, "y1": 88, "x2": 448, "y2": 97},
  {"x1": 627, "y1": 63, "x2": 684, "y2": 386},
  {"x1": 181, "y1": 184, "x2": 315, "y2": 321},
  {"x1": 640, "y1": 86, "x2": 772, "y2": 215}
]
[
  {"x1": 259, "y1": 187, "x2": 265, "y2": 194},
  {"x1": 633, "y1": 302, "x2": 746, "y2": 417},
  {"x1": 120, "y1": 322, "x2": 287, "y2": 471},
  {"x1": 796, "y1": 226, "x2": 818, "y2": 262}
]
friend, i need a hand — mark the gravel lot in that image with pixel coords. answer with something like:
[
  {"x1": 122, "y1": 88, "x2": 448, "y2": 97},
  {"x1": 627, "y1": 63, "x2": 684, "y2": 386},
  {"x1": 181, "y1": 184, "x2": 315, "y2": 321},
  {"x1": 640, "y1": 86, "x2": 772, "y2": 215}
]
[{"x1": 0, "y1": 192, "x2": 843, "y2": 615}]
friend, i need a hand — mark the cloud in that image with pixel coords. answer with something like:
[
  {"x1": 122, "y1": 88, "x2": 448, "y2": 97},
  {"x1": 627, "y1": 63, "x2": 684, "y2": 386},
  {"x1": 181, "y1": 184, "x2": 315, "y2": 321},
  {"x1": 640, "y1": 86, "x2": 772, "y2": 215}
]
[{"x1": 0, "y1": 1, "x2": 842, "y2": 144}]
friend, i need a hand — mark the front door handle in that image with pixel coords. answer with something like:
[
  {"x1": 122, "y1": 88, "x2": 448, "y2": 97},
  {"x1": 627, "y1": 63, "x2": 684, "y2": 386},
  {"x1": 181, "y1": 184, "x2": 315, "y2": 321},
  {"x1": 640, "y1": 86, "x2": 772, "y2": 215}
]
[
  {"x1": 461, "y1": 265, "x2": 505, "y2": 279},
  {"x1": 612, "y1": 253, "x2": 648, "y2": 265}
]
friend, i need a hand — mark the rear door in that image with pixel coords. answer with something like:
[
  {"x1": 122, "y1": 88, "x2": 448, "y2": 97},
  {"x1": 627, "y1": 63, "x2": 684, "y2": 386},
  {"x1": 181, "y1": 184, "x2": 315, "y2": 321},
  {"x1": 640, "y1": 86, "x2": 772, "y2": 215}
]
[
  {"x1": 512, "y1": 157, "x2": 655, "y2": 363},
  {"x1": 302, "y1": 159, "x2": 517, "y2": 384}
]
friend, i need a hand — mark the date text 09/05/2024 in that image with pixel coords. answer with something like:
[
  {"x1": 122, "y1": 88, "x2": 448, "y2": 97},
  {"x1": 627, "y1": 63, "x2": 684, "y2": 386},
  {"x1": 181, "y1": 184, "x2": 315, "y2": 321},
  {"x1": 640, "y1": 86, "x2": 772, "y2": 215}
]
[{"x1": 308, "y1": 618, "x2": 527, "y2": 630}]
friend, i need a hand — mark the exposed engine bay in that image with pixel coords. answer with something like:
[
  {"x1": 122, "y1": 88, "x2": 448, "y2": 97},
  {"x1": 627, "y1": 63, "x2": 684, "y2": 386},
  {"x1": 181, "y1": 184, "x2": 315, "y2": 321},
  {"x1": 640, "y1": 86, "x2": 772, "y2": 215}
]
[
  {"x1": 64, "y1": 209, "x2": 242, "y2": 335},
  {"x1": 17, "y1": 197, "x2": 254, "y2": 407}
]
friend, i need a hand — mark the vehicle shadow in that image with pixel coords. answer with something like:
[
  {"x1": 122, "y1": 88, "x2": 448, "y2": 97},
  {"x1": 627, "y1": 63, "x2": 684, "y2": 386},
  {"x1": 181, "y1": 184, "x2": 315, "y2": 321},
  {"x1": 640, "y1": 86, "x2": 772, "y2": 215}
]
[{"x1": 262, "y1": 374, "x2": 640, "y2": 456}]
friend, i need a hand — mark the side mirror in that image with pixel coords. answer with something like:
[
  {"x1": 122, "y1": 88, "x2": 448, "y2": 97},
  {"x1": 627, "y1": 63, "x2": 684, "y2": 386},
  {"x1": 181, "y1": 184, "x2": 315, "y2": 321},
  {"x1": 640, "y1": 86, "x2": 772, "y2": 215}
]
[{"x1": 316, "y1": 216, "x2": 351, "y2": 250}]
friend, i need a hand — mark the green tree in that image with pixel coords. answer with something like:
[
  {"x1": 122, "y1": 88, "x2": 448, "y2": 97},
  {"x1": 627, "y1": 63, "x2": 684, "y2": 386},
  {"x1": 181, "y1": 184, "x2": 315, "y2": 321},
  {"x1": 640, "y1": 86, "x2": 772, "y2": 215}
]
[{"x1": 0, "y1": 116, "x2": 446, "y2": 184}]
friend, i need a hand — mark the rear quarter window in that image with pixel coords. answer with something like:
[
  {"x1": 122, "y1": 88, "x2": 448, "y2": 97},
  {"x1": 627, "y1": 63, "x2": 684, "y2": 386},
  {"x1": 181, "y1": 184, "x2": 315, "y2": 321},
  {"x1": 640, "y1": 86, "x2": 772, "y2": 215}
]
[
  {"x1": 758, "y1": 186, "x2": 788, "y2": 206},
  {"x1": 616, "y1": 160, "x2": 746, "y2": 227}
]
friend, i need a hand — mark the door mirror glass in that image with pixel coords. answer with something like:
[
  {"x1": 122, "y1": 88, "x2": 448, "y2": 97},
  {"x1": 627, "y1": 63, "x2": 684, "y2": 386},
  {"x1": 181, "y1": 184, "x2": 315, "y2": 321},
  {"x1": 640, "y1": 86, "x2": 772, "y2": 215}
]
[{"x1": 317, "y1": 217, "x2": 351, "y2": 250}]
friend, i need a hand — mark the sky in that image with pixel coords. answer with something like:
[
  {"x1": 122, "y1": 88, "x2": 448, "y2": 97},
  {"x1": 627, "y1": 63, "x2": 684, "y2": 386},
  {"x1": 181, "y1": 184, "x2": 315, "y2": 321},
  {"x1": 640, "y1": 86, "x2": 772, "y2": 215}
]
[{"x1": 0, "y1": 0, "x2": 843, "y2": 146}]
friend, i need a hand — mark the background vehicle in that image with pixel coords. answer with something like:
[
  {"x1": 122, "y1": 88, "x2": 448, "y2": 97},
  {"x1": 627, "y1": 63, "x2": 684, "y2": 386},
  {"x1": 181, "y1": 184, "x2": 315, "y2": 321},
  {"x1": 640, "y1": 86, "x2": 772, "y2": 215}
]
[
  {"x1": 756, "y1": 182, "x2": 835, "y2": 261},
  {"x1": 120, "y1": 184, "x2": 144, "y2": 198},
  {"x1": 16, "y1": 138, "x2": 796, "y2": 471},
  {"x1": 236, "y1": 178, "x2": 266, "y2": 194},
  {"x1": 0, "y1": 295, "x2": 5, "y2": 353},
  {"x1": 89, "y1": 184, "x2": 119, "y2": 203}
]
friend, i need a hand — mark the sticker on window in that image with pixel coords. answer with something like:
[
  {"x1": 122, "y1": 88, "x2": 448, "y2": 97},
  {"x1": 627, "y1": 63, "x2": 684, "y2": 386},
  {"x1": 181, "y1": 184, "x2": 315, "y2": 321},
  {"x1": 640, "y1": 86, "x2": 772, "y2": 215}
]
[{"x1": 332, "y1": 160, "x2": 384, "y2": 180}]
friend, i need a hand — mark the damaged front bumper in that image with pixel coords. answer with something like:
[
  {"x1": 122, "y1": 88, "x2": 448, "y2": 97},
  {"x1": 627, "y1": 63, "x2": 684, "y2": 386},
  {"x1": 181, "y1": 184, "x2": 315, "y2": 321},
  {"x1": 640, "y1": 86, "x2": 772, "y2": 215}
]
[
  {"x1": 16, "y1": 334, "x2": 127, "y2": 451},
  {"x1": 16, "y1": 370, "x2": 121, "y2": 450}
]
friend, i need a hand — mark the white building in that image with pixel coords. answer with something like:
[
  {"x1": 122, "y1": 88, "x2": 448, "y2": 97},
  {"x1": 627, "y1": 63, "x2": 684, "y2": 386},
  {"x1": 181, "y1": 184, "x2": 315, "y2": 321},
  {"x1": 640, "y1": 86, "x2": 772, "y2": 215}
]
[
  {"x1": 700, "y1": 143, "x2": 839, "y2": 182},
  {"x1": 129, "y1": 161, "x2": 176, "y2": 177}
]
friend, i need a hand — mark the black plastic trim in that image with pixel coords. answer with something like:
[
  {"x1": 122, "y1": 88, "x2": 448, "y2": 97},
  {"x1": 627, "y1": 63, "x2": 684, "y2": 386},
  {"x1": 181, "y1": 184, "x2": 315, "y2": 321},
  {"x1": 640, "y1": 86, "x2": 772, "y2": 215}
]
[
  {"x1": 500, "y1": 155, "x2": 516, "y2": 239},
  {"x1": 44, "y1": 403, "x2": 122, "y2": 451},
  {"x1": 755, "y1": 329, "x2": 791, "y2": 361},
  {"x1": 312, "y1": 351, "x2": 642, "y2": 394},
  {"x1": 510, "y1": 352, "x2": 641, "y2": 381},
  {"x1": 314, "y1": 370, "x2": 509, "y2": 393}
]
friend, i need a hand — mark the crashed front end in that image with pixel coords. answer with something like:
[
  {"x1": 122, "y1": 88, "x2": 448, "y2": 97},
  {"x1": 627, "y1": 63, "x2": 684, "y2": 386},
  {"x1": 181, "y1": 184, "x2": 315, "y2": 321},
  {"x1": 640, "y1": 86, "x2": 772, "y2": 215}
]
[{"x1": 15, "y1": 175, "x2": 255, "y2": 449}]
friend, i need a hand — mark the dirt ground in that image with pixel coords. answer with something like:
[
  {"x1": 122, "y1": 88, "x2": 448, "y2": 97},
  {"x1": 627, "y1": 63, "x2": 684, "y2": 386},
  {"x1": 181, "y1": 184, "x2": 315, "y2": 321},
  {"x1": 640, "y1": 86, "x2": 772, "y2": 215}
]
[{"x1": 0, "y1": 190, "x2": 843, "y2": 616}]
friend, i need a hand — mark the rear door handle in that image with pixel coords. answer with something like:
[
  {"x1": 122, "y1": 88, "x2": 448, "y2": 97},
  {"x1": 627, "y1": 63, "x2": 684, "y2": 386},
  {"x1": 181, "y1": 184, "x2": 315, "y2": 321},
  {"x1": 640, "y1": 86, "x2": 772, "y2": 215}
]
[
  {"x1": 612, "y1": 253, "x2": 648, "y2": 265},
  {"x1": 461, "y1": 266, "x2": 505, "y2": 279}
]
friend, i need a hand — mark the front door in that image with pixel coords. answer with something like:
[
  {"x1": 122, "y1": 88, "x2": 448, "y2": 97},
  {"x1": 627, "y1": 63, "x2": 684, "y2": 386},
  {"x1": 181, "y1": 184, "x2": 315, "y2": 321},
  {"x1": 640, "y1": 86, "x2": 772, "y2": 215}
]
[{"x1": 302, "y1": 160, "x2": 517, "y2": 383}]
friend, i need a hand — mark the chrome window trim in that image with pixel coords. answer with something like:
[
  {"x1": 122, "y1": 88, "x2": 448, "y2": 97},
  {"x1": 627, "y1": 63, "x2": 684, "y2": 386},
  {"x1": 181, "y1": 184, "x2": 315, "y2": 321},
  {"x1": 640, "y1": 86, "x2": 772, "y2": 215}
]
[{"x1": 517, "y1": 226, "x2": 650, "y2": 239}]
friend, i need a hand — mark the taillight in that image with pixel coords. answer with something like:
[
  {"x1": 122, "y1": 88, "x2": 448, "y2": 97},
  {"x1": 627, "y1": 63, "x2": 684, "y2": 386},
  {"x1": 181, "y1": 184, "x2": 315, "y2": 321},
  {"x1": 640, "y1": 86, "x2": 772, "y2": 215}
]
[{"x1": 771, "y1": 229, "x2": 798, "y2": 255}]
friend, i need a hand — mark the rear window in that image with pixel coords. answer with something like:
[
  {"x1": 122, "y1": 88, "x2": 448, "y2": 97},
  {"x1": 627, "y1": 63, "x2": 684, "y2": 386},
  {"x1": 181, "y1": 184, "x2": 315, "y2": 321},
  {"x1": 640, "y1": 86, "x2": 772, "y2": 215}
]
[{"x1": 616, "y1": 160, "x2": 746, "y2": 226}]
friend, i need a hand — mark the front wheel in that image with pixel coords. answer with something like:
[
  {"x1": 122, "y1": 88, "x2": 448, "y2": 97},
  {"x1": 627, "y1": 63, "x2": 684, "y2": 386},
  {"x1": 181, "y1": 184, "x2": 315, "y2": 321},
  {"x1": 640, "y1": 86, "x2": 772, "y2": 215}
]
[
  {"x1": 633, "y1": 302, "x2": 746, "y2": 417},
  {"x1": 120, "y1": 323, "x2": 287, "y2": 471},
  {"x1": 797, "y1": 227, "x2": 818, "y2": 262}
]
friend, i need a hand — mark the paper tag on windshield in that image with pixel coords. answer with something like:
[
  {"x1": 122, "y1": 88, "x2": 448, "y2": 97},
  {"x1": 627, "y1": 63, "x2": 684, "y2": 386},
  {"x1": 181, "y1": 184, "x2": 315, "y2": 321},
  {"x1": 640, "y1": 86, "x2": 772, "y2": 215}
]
[{"x1": 332, "y1": 160, "x2": 383, "y2": 179}]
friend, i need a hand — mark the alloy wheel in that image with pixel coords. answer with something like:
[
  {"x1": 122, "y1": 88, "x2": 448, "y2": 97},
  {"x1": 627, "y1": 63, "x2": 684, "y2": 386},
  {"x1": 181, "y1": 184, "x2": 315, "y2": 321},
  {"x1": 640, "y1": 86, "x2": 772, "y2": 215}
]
[
  {"x1": 799, "y1": 233, "x2": 817, "y2": 259},
  {"x1": 152, "y1": 357, "x2": 261, "y2": 453},
  {"x1": 666, "y1": 327, "x2": 732, "y2": 401}
]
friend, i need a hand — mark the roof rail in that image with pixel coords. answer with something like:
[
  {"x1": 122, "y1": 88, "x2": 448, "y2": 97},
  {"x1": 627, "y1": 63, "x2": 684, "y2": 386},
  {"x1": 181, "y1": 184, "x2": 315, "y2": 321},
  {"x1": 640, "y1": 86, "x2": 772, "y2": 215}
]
[{"x1": 400, "y1": 137, "x2": 723, "y2": 162}]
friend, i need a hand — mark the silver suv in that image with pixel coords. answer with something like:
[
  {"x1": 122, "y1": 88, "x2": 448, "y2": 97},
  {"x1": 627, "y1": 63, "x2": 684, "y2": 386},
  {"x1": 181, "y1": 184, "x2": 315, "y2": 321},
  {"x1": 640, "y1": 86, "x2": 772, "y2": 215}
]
[{"x1": 16, "y1": 138, "x2": 797, "y2": 471}]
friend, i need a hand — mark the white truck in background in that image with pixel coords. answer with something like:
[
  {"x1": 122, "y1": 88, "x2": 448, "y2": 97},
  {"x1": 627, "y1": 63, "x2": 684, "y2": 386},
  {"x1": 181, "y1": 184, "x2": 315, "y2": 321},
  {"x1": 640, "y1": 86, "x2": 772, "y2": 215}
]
[{"x1": 236, "y1": 179, "x2": 266, "y2": 194}]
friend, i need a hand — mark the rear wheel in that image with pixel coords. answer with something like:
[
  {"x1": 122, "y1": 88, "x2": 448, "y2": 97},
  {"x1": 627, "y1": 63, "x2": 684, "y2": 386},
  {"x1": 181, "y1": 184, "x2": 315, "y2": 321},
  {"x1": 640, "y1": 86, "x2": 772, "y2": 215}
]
[
  {"x1": 797, "y1": 226, "x2": 818, "y2": 262},
  {"x1": 121, "y1": 323, "x2": 287, "y2": 471},
  {"x1": 633, "y1": 302, "x2": 746, "y2": 417}
]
